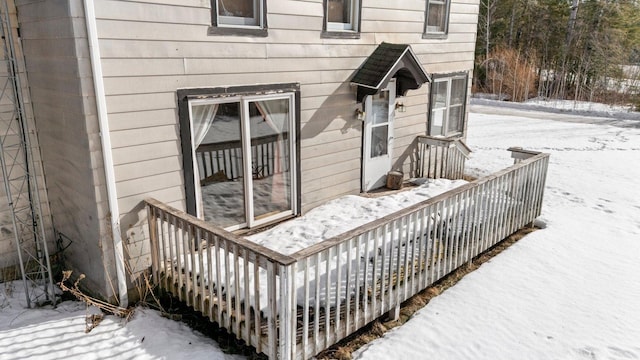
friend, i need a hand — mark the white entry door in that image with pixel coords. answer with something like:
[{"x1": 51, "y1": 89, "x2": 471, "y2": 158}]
[{"x1": 362, "y1": 79, "x2": 395, "y2": 191}]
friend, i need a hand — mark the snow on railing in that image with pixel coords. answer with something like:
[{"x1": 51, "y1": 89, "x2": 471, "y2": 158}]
[
  {"x1": 417, "y1": 135, "x2": 471, "y2": 180},
  {"x1": 146, "y1": 149, "x2": 549, "y2": 360}
]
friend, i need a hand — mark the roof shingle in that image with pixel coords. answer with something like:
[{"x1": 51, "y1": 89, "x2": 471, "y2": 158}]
[{"x1": 351, "y1": 42, "x2": 431, "y2": 102}]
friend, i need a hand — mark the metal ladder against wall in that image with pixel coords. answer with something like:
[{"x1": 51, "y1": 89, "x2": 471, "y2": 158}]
[{"x1": 0, "y1": 1, "x2": 55, "y2": 308}]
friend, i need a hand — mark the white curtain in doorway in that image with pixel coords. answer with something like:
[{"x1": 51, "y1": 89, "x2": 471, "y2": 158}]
[
  {"x1": 190, "y1": 103, "x2": 219, "y2": 219},
  {"x1": 254, "y1": 100, "x2": 288, "y2": 207},
  {"x1": 192, "y1": 103, "x2": 219, "y2": 148}
]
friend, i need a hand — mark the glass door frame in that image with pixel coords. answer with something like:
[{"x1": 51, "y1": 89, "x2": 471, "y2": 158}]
[
  {"x1": 242, "y1": 93, "x2": 297, "y2": 229},
  {"x1": 187, "y1": 92, "x2": 298, "y2": 231}
]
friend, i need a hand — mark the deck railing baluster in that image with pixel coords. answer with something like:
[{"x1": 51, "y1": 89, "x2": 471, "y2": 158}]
[{"x1": 324, "y1": 247, "x2": 331, "y2": 346}]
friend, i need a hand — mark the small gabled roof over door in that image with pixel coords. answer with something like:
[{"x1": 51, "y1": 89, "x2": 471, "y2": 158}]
[{"x1": 351, "y1": 42, "x2": 431, "y2": 102}]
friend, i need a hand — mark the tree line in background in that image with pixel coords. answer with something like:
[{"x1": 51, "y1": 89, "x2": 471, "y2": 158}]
[{"x1": 474, "y1": 0, "x2": 640, "y2": 109}]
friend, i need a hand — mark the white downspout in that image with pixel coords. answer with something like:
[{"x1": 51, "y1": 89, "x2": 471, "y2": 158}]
[{"x1": 83, "y1": 0, "x2": 128, "y2": 307}]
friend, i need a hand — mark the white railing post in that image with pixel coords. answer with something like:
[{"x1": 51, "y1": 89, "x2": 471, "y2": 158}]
[
  {"x1": 417, "y1": 136, "x2": 471, "y2": 180},
  {"x1": 278, "y1": 263, "x2": 295, "y2": 360}
]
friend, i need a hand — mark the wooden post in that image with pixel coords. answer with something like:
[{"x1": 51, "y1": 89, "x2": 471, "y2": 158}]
[
  {"x1": 146, "y1": 205, "x2": 159, "y2": 283},
  {"x1": 385, "y1": 304, "x2": 401, "y2": 322}
]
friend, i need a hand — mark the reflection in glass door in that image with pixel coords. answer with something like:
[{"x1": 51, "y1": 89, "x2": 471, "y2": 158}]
[
  {"x1": 191, "y1": 100, "x2": 247, "y2": 229},
  {"x1": 189, "y1": 94, "x2": 296, "y2": 230},
  {"x1": 247, "y1": 98, "x2": 292, "y2": 222}
]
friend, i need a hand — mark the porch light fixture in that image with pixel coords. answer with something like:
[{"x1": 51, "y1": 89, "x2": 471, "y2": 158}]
[
  {"x1": 395, "y1": 102, "x2": 406, "y2": 113},
  {"x1": 355, "y1": 108, "x2": 365, "y2": 120}
]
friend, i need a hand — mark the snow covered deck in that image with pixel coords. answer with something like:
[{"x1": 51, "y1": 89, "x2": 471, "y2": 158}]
[{"x1": 145, "y1": 148, "x2": 549, "y2": 360}]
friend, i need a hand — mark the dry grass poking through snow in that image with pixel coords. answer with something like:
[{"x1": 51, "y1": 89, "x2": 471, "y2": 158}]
[{"x1": 316, "y1": 226, "x2": 539, "y2": 360}]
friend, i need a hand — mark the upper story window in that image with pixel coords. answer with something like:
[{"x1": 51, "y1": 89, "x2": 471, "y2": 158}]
[
  {"x1": 429, "y1": 74, "x2": 468, "y2": 137},
  {"x1": 423, "y1": 0, "x2": 450, "y2": 38},
  {"x1": 322, "y1": 0, "x2": 361, "y2": 39},
  {"x1": 209, "y1": 0, "x2": 268, "y2": 37}
]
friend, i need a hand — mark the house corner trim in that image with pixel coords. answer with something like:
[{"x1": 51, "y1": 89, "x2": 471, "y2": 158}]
[{"x1": 83, "y1": 0, "x2": 128, "y2": 308}]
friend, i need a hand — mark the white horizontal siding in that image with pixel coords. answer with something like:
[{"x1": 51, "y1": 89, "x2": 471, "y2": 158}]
[{"x1": 94, "y1": 0, "x2": 479, "y2": 223}]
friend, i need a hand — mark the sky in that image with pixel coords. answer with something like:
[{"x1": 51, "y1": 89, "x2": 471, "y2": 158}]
[{"x1": 1, "y1": 99, "x2": 639, "y2": 359}]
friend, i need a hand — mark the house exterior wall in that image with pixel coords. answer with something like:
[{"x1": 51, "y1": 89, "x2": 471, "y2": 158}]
[
  {"x1": 7, "y1": 0, "x2": 478, "y2": 299},
  {"x1": 14, "y1": 0, "x2": 117, "y2": 297},
  {"x1": 91, "y1": 1, "x2": 478, "y2": 267},
  {"x1": 0, "y1": 0, "x2": 53, "y2": 281}
]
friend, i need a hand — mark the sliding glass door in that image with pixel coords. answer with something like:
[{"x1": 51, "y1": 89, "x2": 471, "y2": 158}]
[{"x1": 189, "y1": 93, "x2": 296, "y2": 230}]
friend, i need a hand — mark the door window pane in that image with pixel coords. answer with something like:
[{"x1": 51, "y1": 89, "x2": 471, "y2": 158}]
[
  {"x1": 194, "y1": 102, "x2": 247, "y2": 228},
  {"x1": 328, "y1": 0, "x2": 351, "y2": 23},
  {"x1": 249, "y1": 99, "x2": 292, "y2": 220},
  {"x1": 372, "y1": 91, "x2": 389, "y2": 125},
  {"x1": 371, "y1": 125, "x2": 389, "y2": 157}
]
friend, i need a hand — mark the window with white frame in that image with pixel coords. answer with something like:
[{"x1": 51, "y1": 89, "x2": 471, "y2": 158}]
[
  {"x1": 429, "y1": 74, "x2": 468, "y2": 137},
  {"x1": 323, "y1": 0, "x2": 360, "y2": 37},
  {"x1": 178, "y1": 84, "x2": 300, "y2": 231},
  {"x1": 424, "y1": 0, "x2": 450, "y2": 36},
  {"x1": 210, "y1": 0, "x2": 267, "y2": 36}
]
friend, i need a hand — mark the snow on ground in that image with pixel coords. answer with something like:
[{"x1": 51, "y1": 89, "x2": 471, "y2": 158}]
[
  {"x1": 524, "y1": 97, "x2": 635, "y2": 114},
  {"x1": 355, "y1": 101, "x2": 640, "y2": 360},
  {"x1": 0, "y1": 283, "x2": 243, "y2": 360},
  {"x1": 2, "y1": 100, "x2": 639, "y2": 359},
  {"x1": 473, "y1": 97, "x2": 640, "y2": 123}
]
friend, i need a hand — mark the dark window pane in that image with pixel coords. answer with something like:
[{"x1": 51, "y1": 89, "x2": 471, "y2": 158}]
[
  {"x1": 451, "y1": 78, "x2": 467, "y2": 105},
  {"x1": 328, "y1": 0, "x2": 352, "y2": 23},
  {"x1": 426, "y1": 1, "x2": 446, "y2": 32},
  {"x1": 218, "y1": 0, "x2": 260, "y2": 26}
]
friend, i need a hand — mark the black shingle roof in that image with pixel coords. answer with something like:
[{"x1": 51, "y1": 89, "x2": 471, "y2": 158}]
[{"x1": 351, "y1": 42, "x2": 430, "y2": 102}]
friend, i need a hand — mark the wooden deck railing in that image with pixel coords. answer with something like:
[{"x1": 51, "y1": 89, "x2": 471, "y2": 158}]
[
  {"x1": 417, "y1": 135, "x2": 471, "y2": 179},
  {"x1": 146, "y1": 148, "x2": 549, "y2": 360},
  {"x1": 197, "y1": 133, "x2": 289, "y2": 182},
  {"x1": 146, "y1": 199, "x2": 297, "y2": 358}
]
